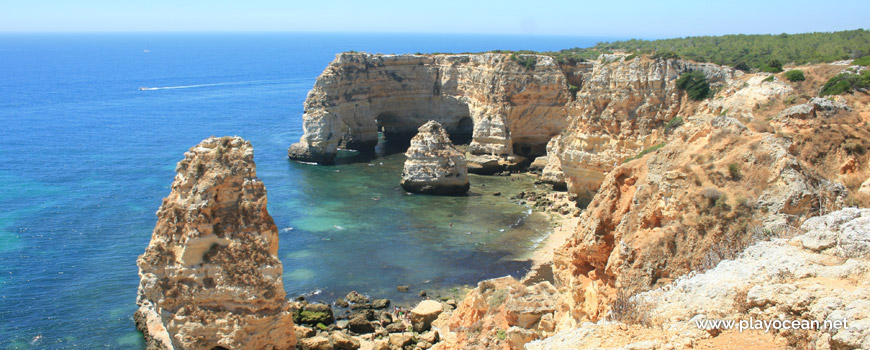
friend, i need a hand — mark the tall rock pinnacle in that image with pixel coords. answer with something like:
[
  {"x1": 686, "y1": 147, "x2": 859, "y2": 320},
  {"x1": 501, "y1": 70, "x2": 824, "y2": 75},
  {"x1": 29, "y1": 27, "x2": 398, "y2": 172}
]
[{"x1": 135, "y1": 136, "x2": 295, "y2": 350}]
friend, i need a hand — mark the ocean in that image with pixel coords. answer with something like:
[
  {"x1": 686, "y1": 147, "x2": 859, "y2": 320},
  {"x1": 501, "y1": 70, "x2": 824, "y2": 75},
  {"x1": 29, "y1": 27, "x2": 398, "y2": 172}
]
[{"x1": 0, "y1": 33, "x2": 609, "y2": 349}]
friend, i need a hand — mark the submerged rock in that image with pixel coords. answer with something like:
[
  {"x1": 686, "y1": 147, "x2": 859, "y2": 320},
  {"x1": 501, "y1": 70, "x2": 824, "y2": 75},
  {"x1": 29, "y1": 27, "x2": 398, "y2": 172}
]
[
  {"x1": 134, "y1": 136, "x2": 295, "y2": 350},
  {"x1": 400, "y1": 121, "x2": 470, "y2": 195}
]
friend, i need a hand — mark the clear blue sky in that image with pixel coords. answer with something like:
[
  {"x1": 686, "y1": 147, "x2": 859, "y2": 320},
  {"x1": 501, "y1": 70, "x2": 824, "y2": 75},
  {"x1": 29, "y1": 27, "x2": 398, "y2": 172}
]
[{"x1": 1, "y1": 0, "x2": 867, "y2": 38}]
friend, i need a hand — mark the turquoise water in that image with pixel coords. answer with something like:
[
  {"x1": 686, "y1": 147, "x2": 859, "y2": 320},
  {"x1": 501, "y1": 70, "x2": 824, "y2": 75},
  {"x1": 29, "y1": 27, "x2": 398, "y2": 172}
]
[{"x1": 0, "y1": 33, "x2": 606, "y2": 349}]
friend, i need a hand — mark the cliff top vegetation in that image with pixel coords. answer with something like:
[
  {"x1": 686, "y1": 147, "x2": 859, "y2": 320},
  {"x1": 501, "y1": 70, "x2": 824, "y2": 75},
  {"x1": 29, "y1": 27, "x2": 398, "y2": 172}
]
[{"x1": 423, "y1": 29, "x2": 870, "y2": 72}]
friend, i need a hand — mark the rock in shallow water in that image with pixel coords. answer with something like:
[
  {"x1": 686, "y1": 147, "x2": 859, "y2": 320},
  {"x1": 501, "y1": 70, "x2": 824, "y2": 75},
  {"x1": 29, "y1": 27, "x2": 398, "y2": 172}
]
[
  {"x1": 400, "y1": 121, "x2": 470, "y2": 195},
  {"x1": 134, "y1": 136, "x2": 295, "y2": 350}
]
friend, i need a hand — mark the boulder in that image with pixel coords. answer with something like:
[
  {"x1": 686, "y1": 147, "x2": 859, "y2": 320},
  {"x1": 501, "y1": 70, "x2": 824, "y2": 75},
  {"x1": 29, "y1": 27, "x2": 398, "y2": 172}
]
[
  {"x1": 860, "y1": 178, "x2": 870, "y2": 195},
  {"x1": 296, "y1": 326, "x2": 317, "y2": 339},
  {"x1": 345, "y1": 291, "x2": 370, "y2": 304},
  {"x1": 300, "y1": 336, "x2": 332, "y2": 350},
  {"x1": 466, "y1": 154, "x2": 504, "y2": 175},
  {"x1": 400, "y1": 121, "x2": 470, "y2": 195},
  {"x1": 389, "y1": 333, "x2": 416, "y2": 349},
  {"x1": 529, "y1": 156, "x2": 549, "y2": 171},
  {"x1": 419, "y1": 330, "x2": 440, "y2": 344},
  {"x1": 347, "y1": 315, "x2": 375, "y2": 334},
  {"x1": 410, "y1": 300, "x2": 444, "y2": 332},
  {"x1": 330, "y1": 331, "x2": 360, "y2": 350},
  {"x1": 372, "y1": 298, "x2": 390, "y2": 309},
  {"x1": 385, "y1": 322, "x2": 406, "y2": 333},
  {"x1": 796, "y1": 208, "x2": 870, "y2": 258},
  {"x1": 295, "y1": 303, "x2": 335, "y2": 325}
]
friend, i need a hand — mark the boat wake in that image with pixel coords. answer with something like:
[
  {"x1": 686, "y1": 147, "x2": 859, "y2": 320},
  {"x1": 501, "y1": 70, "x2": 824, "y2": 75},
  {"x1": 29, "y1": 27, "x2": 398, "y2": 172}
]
[{"x1": 138, "y1": 79, "x2": 300, "y2": 91}]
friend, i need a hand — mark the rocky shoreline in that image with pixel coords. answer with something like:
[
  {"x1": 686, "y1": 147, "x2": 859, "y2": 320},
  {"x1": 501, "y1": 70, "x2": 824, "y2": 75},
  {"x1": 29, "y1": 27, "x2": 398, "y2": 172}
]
[
  {"x1": 137, "y1": 52, "x2": 870, "y2": 349},
  {"x1": 286, "y1": 168, "x2": 580, "y2": 349}
]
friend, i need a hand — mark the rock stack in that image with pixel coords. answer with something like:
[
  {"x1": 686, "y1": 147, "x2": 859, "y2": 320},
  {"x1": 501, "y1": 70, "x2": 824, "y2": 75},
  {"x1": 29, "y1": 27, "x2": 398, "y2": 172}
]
[
  {"x1": 400, "y1": 121, "x2": 470, "y2": 195},
  {"x1": 135, "y1": 136, "x2": 295, "y2": 350}
]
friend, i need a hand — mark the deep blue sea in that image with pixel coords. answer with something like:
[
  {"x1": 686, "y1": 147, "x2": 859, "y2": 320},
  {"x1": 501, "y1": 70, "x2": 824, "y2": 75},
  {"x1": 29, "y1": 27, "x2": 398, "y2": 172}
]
[{"x1": 0, "y1": 33, "x2": 609, "y2": 349}]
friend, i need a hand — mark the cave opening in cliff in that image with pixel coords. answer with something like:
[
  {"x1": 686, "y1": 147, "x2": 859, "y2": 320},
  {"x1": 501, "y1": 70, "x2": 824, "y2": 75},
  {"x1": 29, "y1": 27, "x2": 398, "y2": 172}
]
[
  {"x1": 449, "y1": 116, "x2": 474, "y2": 145},
  {"x1": 512, "y1": 139, "x2": 548, "y2": 158},
  {"x1": 375, "y1": 113, "x2": 414, "y2": 155}
]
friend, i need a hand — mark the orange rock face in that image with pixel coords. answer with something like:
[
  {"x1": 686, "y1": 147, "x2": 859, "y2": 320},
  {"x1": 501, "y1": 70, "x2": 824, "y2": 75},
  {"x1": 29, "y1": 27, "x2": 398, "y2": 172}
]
[
  {"x1": 433, "y1": 277, "x2": 559, "y2": 350},
  {"x1": 551, "y1": 116, "x2": 846, "y2": 329},
  {"x1": 135, "y1": 136, "x2": 295, "y2": 350}
]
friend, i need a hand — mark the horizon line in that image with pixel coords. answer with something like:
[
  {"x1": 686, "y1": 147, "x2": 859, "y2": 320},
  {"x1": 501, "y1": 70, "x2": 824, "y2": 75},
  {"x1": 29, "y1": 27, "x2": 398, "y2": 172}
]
[{"x1": 0, "y1": 28, "x2": 864, "y2": 40}]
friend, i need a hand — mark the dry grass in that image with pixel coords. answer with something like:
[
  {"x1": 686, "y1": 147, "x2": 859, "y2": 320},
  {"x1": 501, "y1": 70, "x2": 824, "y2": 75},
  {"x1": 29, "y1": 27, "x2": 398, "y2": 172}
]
[{"x1": 609, "y1": 289, "x2": 652, "y2": 326}]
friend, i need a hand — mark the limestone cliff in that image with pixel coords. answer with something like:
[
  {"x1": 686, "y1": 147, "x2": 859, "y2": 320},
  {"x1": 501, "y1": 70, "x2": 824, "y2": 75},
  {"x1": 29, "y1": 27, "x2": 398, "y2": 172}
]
[
  {"x1": 288, "y1": 52, "x2": 571, "y2": 164},
  {"x1": 543, "y1": 55, "x2": 737, "y2": 199},
  {"x1": 288, "y1": 52, "x2": 740, "y2": 202},
  {"x1": 135, "y1": 137, "x2": 295, "y2": 350},
  {"x1": 529, "y1": 208, "x2": 870, "y2": 350},
  {"x1": 400, "y1": 121, "x2": 469, "y2": 195},
  {"x1": 550, "y1": 115, "x2": 846, "y2": 330}
]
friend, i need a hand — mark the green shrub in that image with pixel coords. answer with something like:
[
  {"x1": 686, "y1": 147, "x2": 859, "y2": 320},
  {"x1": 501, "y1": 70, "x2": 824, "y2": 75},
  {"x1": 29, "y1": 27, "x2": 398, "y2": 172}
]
[
  {"x1": 568, "y1": 84, "x2": 580, "y2": 95},
  {"x1": 819, "y1": 70, "x2": 870, "y2": 96},
  {"x1": 623, "y1": 143, "x2": 667, "y2": 163},
  {"x1": 676, "y1": 71, "x2": 711, "y2": 101},
  {"x1": 854, "y1": 56, "x2": 870, "y2": 66},
  {"x1": 784, "y1": 70, "x2": 806, "y2": 82},
  {"x1": 534, "y1": 30, "x2": 870, "y2": 72},
  {"x1": 761, "y1": 59, "x2": 783, "y2": 73},
  {"x1": 496, "y1": 329, "x2": 506, "y2": 340},
  {"x1": 728, "y1": 163, "x2": 742, "y2": 180},
  {"x1": 316, "y1": 323, "x2": 328, "y2": 331},
  {"x1": 510, "y1": 53, "x2": 536, "y2": 69},
  {"x1": 762, "y1": 75, "x2": 775, "y2": 83},
  {"x1": 664, "y1": 116, "x2": 684, "y2": 133},
  {"x1": 652, "y1": 51, "x2": 679, "y2": 60},
  {"x1": 624, "y1": 53, "x2": 638, "y2": 61}
]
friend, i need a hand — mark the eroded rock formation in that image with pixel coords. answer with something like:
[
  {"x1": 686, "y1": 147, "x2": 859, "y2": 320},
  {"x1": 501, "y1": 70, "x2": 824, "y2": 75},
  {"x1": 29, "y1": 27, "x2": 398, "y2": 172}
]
[
  {"x1": 135, "y1": 136, "x2": 295, "y2": 350},
  {"x1": 400, "y1": 121, "x2": 469, "y2": 195},
  {"x1": 433, "y1": 277, "x2": 559, "y2": 349},
  {"x1": 543, "y1": 56, "x2": 736, "y2": 199},
  {"x1": 289, "y1": 52, "x2": 742, "y2": 202},
  {"x1": 288, "y1": 52, "x2": 571, "y2": 164},
  {"x1": 551, "y1": 115, "x2": 846, "y2": 330},
  {"x1": 529, "y1": 208, "x2": 870, "y2": 350}
]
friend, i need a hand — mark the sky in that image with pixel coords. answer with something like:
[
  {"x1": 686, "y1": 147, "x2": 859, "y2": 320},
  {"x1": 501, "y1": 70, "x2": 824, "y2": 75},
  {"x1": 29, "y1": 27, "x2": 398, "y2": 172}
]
[{"x1": 1, "y1": 0, "x2": 867, "y2": 38}]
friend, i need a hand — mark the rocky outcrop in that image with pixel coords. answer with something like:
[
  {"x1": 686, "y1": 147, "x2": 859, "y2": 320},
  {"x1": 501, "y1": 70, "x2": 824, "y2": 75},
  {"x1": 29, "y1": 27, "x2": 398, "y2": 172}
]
[
  {"x1": 433, "y1": 277, "x2": 559, "y2": 349},
  {"x1": 776, "y1": 96, "x2": 851, "y2": 121},
  {"x1": 135, "y1": 136, "x2": 295, "y2": 350},
  {"x1": 400, "y1": 121, "x2": 469, "y2": 195},
  {"x1": 543, "y1": 56, "x2": 737, "y2": 199},
  {"x1": 288, "y1": 52, "x2": 571, "y2": 164},
  {"x1": 529, "y1": 208, "x2": 870, "y2": 350},
  {"x1": 290, "y1": 52, "x2": 744, "y2": 198},
  {"x1": 551, "y1": 115, "x2": 846, "y2": 330}
]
